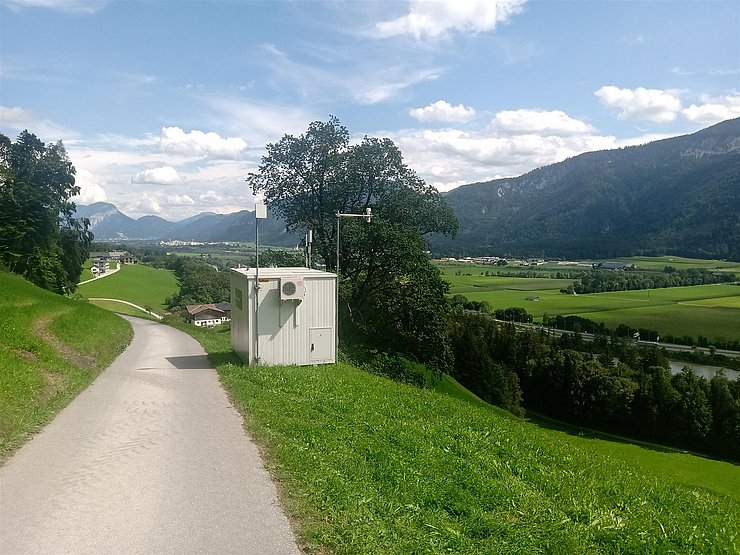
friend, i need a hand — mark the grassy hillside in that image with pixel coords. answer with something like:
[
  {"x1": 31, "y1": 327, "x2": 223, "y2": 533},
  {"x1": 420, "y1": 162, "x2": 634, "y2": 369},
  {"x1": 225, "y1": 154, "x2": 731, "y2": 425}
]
[
  {"x1": 0, "y1": 271, "x2": 132, "y2": 461},
  {"x1": 78, "y1": 263, "x2": 178, "y2": 316},
  {"x1": 181, "y1": 324, "x2": 740, "y2": 554}
]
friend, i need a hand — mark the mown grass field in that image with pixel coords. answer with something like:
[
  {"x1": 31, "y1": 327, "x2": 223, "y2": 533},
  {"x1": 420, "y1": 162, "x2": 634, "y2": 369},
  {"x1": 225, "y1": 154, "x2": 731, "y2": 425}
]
[
  {"x1": 440, "y1": 263, "x2": 740, "y2": 341},
  {"x1": 78, "y1": 264, "x2": 178, "y2": 316},
  {"x1": 180, "y1": 324, "x2": 740, "y2": 554},
  {"x1": 0, "y1": 271, "x2": 132, "y2": 461}
]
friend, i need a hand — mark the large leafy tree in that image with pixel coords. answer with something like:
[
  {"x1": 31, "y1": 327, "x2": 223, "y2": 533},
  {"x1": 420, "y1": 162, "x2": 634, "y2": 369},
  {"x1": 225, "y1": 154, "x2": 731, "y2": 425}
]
[
  {"x1": 247, "y1": 117, "x2": 458, "y2": 369},
  {"x1": 0, "y1": 130, "x2": 92, "y2": 293}
]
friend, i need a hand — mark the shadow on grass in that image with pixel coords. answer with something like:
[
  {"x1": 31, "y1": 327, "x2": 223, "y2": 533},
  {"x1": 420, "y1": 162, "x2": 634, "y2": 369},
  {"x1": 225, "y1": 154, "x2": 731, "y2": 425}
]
[
  {"x1": 207, "y1": 350, "x2": 242, "y2": 367},
  {"x1": 525, "y1": 409, "x2": 690, "y2": 455}
]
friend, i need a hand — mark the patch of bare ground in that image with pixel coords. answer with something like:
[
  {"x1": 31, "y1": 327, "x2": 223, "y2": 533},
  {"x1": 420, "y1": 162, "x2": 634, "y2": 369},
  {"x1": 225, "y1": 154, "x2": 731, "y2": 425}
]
[
  {"x1": 31, "y1": 315, "x2": 95, "y2": 369},
  {"x1": 34, "y1": 369, "x2": 68, "y2": 404},
  {"x1": 9, "y1": 347, "x2": 38, "y2": 362}
]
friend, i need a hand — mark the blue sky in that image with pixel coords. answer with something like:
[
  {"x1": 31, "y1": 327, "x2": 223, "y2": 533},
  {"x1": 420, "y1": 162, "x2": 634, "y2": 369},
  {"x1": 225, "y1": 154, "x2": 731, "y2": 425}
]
[{"x1": 1, "y1": 0, "x2": 739, "y2": 220}]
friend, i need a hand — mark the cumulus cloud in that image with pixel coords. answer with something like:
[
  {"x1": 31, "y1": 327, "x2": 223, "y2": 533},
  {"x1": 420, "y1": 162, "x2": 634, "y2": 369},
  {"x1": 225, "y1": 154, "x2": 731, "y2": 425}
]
[
  {"x1": 132, "y1": 166, "x2": 181, "y2": 185},
  {"x1": 682, "y1": 95, "x2": 740, "y2": 125},
  {"x1": 391, "y1": 127, "x2": 619, "y2": 189},
  {"x1": 376, "y1": 0, "x2": 526, "y2": 40},
  {"x1": 595, "y1": 85, "x2": 682, "y2": 123},
  {"x1": 157, "y1": 127, "x2": 247, "y2": 160},
  {"x1": 71, "y1": 168, "x2": 108, "y2": 204},
  {"x1": 491, "y1": 109, "x2": 595, "y2": 135},
  {"x1": 134, "y1": 193, "x2": 162, "y2": 215},
  {"x1": 410, "y1": 100, "x2": 477, "y2": 123},
  {"x1": 166, "y1": 194, "x2": 195, "y2": 206}
]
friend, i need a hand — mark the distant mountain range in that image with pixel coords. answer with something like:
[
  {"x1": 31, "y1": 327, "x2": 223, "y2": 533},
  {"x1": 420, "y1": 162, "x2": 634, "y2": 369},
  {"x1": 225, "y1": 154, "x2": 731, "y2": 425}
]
[
  {"x1": 74, "y1": 202, "x2": 298, "y2": 246},
  {"x1": 430, "y1": 117, "x2": 740, "y2": 261},
  {"x1": 77, "y1": 118, "x2": 740, "y2": 260}
]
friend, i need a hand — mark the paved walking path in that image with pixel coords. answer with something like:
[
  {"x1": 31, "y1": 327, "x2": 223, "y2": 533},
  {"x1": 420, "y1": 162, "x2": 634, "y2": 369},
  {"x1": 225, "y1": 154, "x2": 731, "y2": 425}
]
[{"x1": 0, "y1": 316, "x2": 301, "y2": 554}]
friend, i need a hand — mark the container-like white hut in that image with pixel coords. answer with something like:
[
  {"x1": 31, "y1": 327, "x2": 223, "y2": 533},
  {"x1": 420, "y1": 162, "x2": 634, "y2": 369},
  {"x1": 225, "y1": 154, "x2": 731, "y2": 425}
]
[{"x1": 230, "y1": 267, "x2": 336, "y2": 366}]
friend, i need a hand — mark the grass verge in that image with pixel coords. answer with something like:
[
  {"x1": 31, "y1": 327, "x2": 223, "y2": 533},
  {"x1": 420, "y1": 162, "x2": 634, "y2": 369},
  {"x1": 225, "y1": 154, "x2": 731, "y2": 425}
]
[
  {"x1": 0, "y1": 271, "x2": 132, "y2": 462},
  {"x1": 179, "y1": 322, "x2": 740, "y2": 554}
]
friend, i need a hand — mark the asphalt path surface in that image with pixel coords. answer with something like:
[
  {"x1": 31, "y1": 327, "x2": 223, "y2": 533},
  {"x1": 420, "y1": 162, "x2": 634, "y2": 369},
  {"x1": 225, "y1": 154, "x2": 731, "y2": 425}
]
[{"x1": 0, "y1": 316, "x2": 301, "y2": 554}]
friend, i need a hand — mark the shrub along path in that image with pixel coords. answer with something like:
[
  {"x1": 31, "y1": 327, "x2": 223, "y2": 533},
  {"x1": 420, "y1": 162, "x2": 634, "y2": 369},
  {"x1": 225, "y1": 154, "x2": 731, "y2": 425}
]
[{"x1": 0, "y1": 316, "x2": 299, "y2": 554}]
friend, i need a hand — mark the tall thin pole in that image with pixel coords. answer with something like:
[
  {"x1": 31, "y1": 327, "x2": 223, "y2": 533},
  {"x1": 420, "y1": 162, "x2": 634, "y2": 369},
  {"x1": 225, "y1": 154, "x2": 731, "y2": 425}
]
[
  {"x1": 254, "y1": 199, "x2": 267, "y2": 365},
  {"x1": 254, "y1": 215, "x2": 260, "y2": 364},
  {"x1": 335, "y1": 214, "x2": 340, "y2": 359}
]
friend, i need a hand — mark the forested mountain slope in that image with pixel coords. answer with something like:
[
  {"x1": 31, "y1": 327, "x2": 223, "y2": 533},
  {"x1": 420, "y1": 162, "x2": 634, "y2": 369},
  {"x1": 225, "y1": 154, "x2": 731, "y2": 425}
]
[{"x1": 430, "y1": 118, "x2": 740, "y2": 260}]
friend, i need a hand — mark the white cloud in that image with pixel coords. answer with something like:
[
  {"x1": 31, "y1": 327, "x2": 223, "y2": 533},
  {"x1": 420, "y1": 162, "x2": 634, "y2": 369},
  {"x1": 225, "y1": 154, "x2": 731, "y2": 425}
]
[
  {"x1": 134, "y1": 193, "x2": 162, "y2": 215},
  {"x1": 0, "y1": 105, "x2": 77, "y2": 141},
  {"x1": 682, "y1": 95, "x2": 740, "y2": 125},
  {"x1": 410, "y1": 100, "x2": 477, "y2": 123},
  {"x1": 254, "y1": 43, "x2": 442, "y2": 106},
  {"x1": 71, "y1": 168, "x2": 107, "y2": 204},
  {"x1": 132, "y1": 166, "x2": 181, "y2": 185},
  {"x1": 4, "y1": 0, "x2": 107, "y2": 14},
  {"x1": 353, "y1": 68, "x2": 440, "y2": 104},
  {"x1": 491, "y1": 109, "x2": 595, "y2": 135},
  {"x1": 391, "y1": 127, "x2": 619, "y2": 189},
  {"x1": 376, "y1": 0, "x2": 526, "y2": 40},
  {"x1": 623, "y1": 34, "x2": 645, "y2": 45},
  {"x1": 158, "y1": 126, "x2": 247, "y2": 160},
  {"x1": 166, "y1": 194, "x2": 195, "y2": 206},
  {"x1": 595, "y1": 85, "x2": 682, "y2": 123}
]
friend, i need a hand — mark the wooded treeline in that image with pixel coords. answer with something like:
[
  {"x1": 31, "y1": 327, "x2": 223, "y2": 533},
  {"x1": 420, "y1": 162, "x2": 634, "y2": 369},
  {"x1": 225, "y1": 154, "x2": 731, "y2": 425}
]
[
  {"x1": 564, "y1": 267, "x2": 736, "y2": 294},
  {"x1": 447, "y1": 307, "x2": 740, "y2": 461},
  {"x1": 0, "y1": 131, "x2": 92, "y2": 293}
]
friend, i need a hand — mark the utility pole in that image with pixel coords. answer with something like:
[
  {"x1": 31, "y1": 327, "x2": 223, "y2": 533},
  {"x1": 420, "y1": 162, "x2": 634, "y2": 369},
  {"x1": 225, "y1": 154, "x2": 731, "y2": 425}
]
[{"x1": 254, "y1": 198, "x2": 267, "y2": 364}]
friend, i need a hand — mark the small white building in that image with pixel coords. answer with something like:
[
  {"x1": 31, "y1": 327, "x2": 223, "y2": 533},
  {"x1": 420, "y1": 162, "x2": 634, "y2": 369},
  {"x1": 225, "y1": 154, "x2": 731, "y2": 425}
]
[{"x1": 230, "y1": 267, "x2": 336, "y2": 366}]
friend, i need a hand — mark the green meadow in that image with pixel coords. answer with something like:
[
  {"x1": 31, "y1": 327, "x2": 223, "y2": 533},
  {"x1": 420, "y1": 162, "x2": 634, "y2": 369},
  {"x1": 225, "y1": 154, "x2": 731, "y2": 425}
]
[
  {"x1": 440, "y1": 263, "x2": 740, "y2": 341},
  {"x1": 78, "y1": 264, "x2": 179, "y2": 316},
  {"x1": 607, "y1": 255, "x2": 740, "y2": 273},
  {"x1": 0, "y1": 271, "x2": 132, "y2": 460}
]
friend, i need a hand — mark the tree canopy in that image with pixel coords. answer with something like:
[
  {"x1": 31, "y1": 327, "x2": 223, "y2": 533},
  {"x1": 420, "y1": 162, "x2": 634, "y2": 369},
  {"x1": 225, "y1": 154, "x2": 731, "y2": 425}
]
[
  {"x1": 247, "y1": 116, "x2": 458, "y2": 369},
  {"x1": 0, "y1": 130, "x2": 92, "y2": 293}
]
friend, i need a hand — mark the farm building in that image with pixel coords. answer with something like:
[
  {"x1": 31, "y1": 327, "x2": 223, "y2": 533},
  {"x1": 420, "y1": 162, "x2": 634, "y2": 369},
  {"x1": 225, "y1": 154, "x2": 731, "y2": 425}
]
[
  {"x1": 230, "y1": 267, "x2": 336, "y2": 366},
  {"x1": 186, "y1": 302, "x2": 231, "y2": 327}
]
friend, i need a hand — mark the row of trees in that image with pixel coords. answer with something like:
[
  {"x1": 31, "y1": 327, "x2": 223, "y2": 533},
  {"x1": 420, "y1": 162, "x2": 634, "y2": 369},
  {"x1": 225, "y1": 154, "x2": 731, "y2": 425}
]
[
  {"x1": 564, "y1": 267, "x2": 736, "y2": 294},
  {"x1": 0, "y1": 131, "x2": 92, "y2": 293}
]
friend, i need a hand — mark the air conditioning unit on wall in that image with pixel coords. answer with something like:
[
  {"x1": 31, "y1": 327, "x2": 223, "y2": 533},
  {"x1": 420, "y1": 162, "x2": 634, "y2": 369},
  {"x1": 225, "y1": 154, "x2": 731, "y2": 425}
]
[{"x1": 280, "y1": 277, "x2": 305, "y2": 301}]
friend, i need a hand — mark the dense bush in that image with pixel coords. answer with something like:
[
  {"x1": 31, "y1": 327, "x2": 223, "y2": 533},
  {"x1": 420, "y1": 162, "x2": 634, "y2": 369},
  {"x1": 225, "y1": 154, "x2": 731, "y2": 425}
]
[{"x1": 363, "y1": 352, "x2": 440, "y2": 390}]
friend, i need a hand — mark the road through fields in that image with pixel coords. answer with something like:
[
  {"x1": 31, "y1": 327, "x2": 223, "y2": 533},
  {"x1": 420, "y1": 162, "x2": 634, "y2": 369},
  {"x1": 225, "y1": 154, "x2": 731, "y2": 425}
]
[{"x1": 0, "y1": 316, "x2": 300, "y2": 554}]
